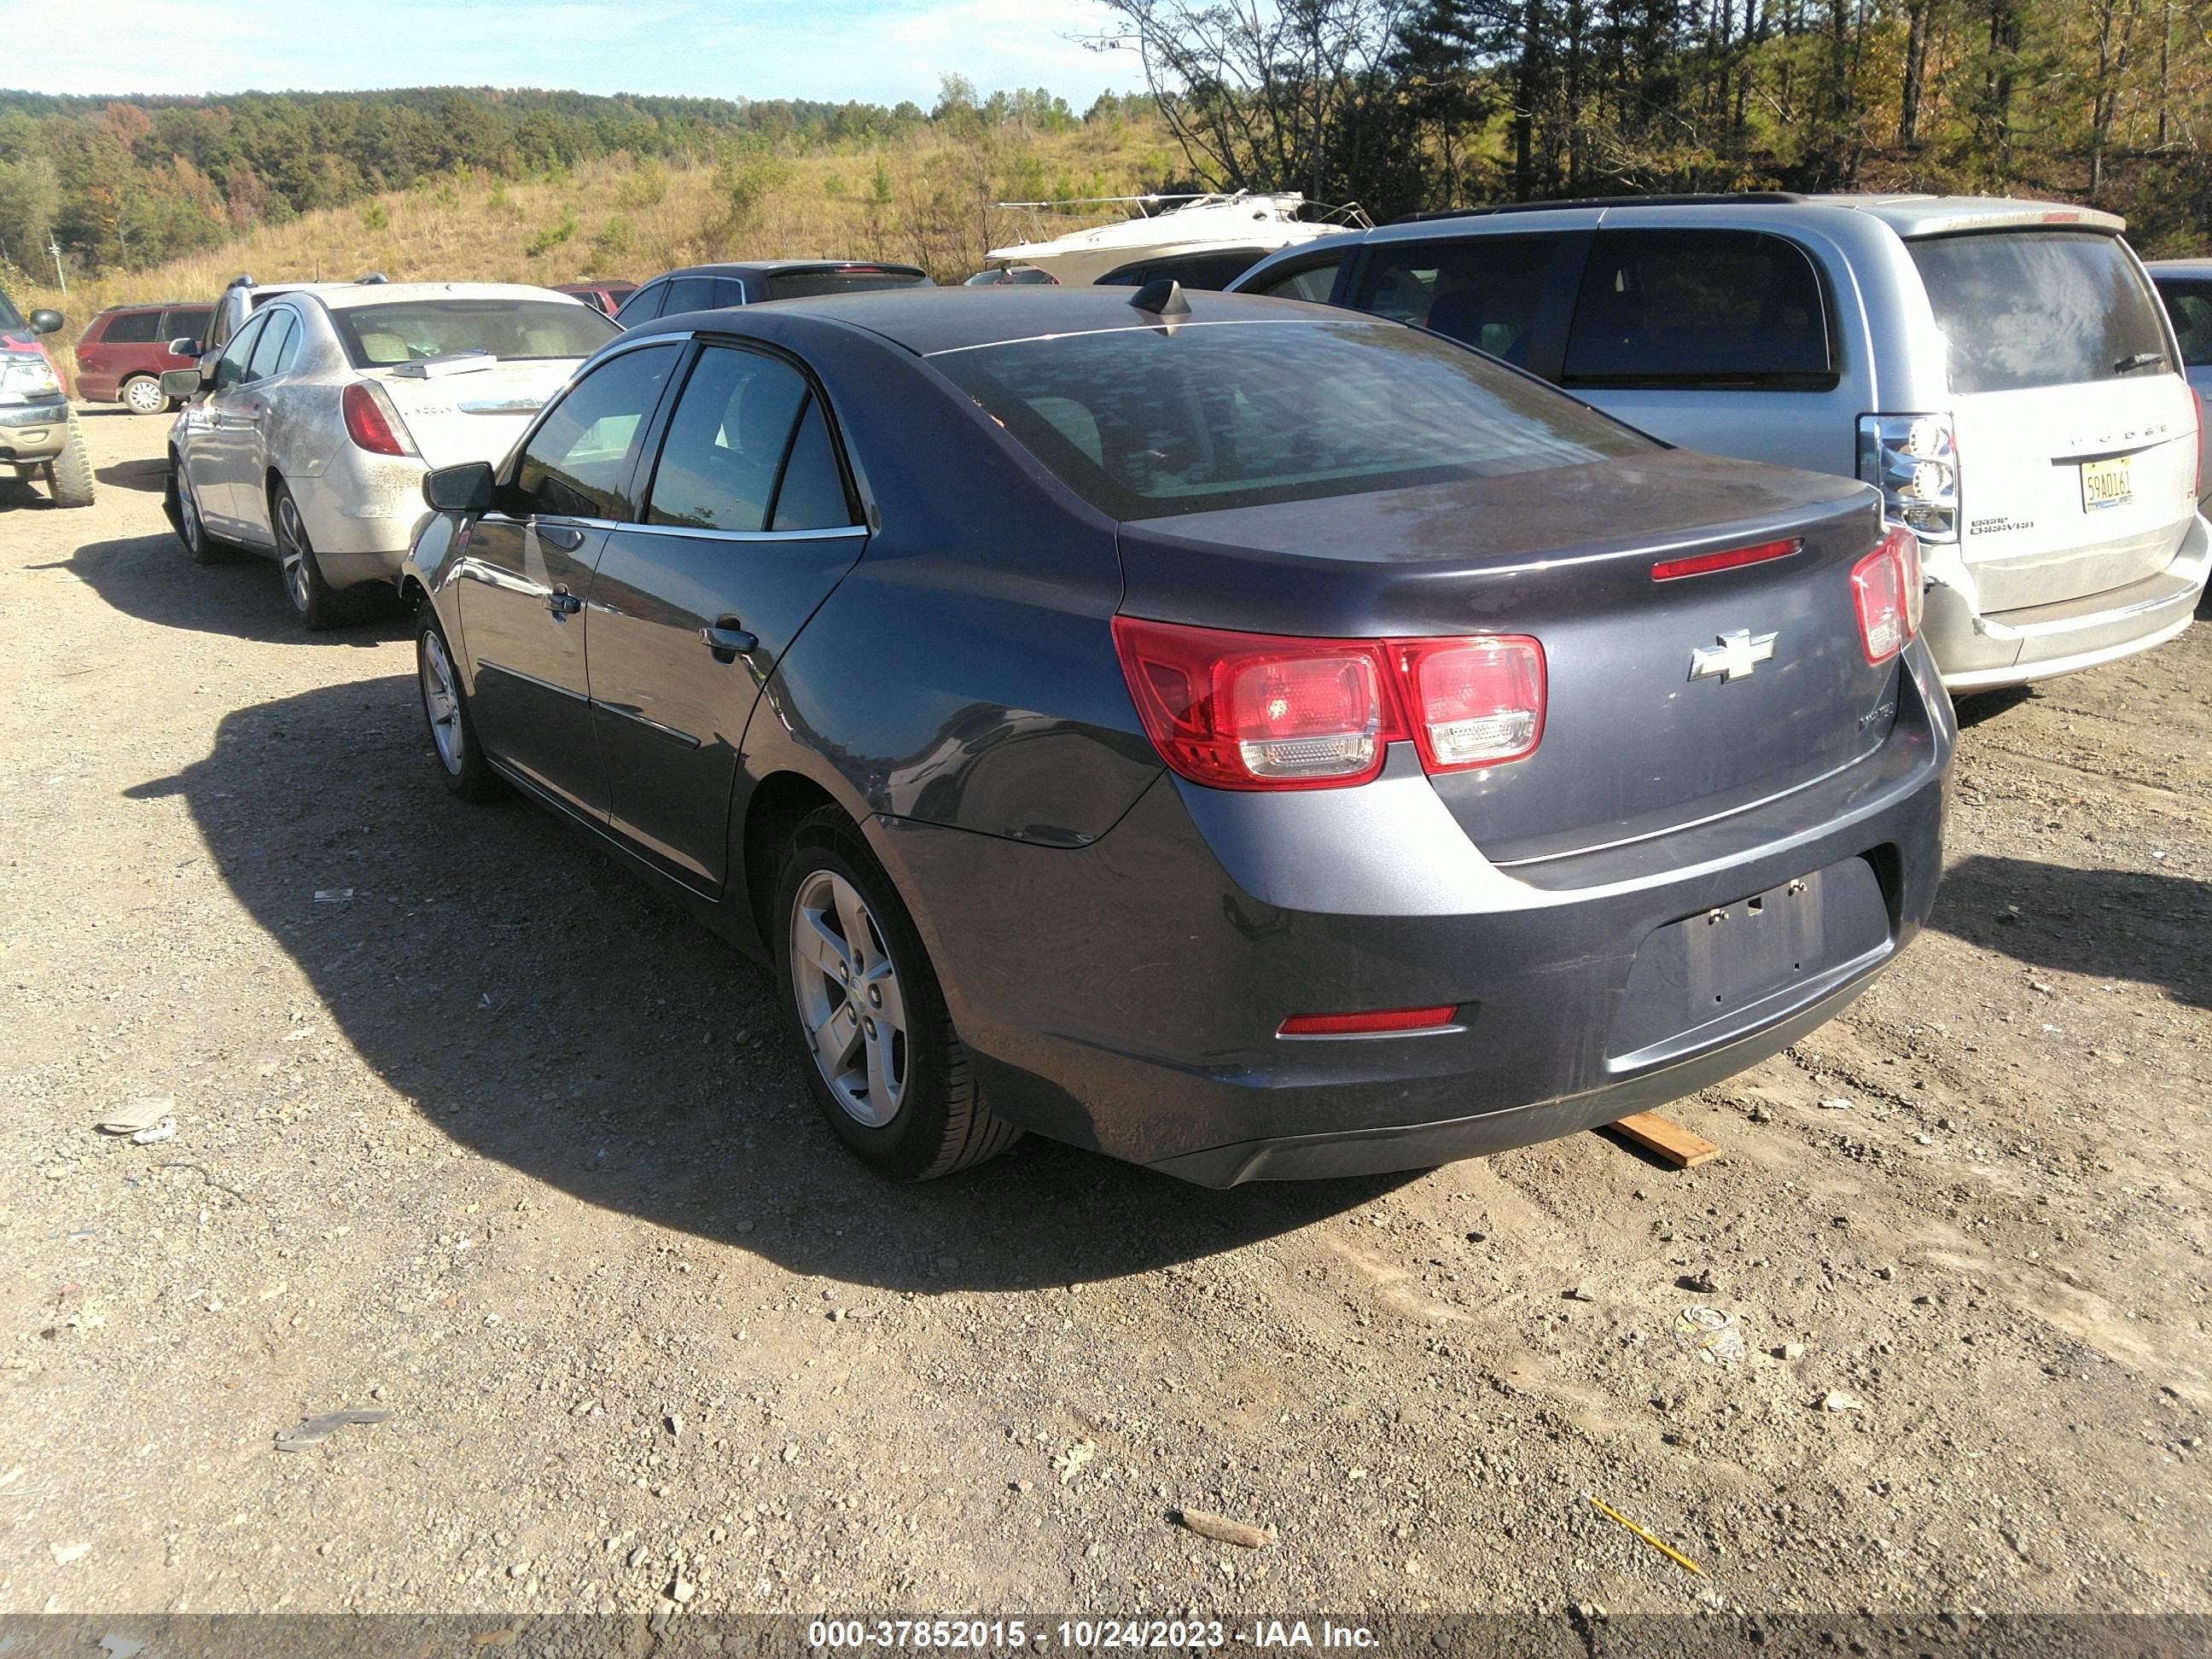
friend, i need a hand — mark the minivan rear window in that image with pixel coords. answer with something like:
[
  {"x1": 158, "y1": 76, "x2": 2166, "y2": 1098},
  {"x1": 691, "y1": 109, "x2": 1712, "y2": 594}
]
[
  {"x1": 761, "y1": 268, "x2": 929, "y2": 300},
  {"x1": 932, "y1": 317, "x2": 1651, "y2": 520},
  {"x1": 1909, "y1": 230, "x2": 2171, "y2": 394}
]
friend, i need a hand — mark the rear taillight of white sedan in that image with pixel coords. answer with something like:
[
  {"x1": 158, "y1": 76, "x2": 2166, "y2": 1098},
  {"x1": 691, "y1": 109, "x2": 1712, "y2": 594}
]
[
  {"x1": 1850, "y1": 526, "x2": 1924, "y2": 665},
  {"x1": 341, "y1": 381, "x2": 417, "y2": 457},
  {"x1": 1111, "y1": 616, "x2": 1545, "y2": 791}
]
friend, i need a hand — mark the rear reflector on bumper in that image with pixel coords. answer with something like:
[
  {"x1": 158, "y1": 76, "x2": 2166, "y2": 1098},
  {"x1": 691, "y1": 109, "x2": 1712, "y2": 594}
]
[{"x1": 1278, "y1": 1005, "x2": 1458, "y2": 1037}]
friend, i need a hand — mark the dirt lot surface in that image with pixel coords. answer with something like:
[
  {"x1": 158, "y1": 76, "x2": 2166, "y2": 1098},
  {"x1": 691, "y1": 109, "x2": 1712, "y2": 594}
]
[{"x1": 2, "y1": 411, "x2": 2208, "y2": 1628}]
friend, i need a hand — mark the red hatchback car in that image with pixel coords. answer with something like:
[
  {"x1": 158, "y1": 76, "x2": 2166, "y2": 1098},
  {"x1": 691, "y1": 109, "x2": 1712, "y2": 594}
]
[{"x1": 74, "y1": 302, "x2": 212, "y2": 413}]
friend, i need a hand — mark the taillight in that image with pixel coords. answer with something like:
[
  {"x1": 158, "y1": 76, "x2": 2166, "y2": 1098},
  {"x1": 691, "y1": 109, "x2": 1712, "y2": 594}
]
[
  {"x1": 1851, "y1": 527, "x2": 1921, "y2": 665},
  {"x1": 1110, "y1": 616, "x2": 1545, "y2": 791},
  {"x1": 342, "y1": 381, "x2": 415, "y2": 457},
  {"x1": 1856, "y1": 413, "x2": 1959, "y2": 542}
]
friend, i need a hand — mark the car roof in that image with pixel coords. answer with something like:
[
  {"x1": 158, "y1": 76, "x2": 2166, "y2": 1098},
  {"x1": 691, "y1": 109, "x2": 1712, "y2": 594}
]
[
  {"x1": 1353, "y1": 191, "x2": 2128, "y2": 248},
  {"x1": 653, "y1": 260, "x2": 928, "y2": 281},
  {"x1": 99, "y1": 300, "x2": 202, "y2": 312},
  {"x1": 307, "y1": 282, "x2": 598, "y2": 312},
  {"x1": 640, "y1": 285, "x2": 1343, "y2": 358},
  {"x1": 2146, "y1": 259, "x2": 2212, "y2": 277}
]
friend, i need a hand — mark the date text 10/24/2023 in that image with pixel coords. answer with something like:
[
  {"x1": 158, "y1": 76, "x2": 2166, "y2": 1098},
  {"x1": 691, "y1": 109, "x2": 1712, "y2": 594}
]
[{"x1": 805, "y1": 1621, "x2": 1380, "y2": 1650}]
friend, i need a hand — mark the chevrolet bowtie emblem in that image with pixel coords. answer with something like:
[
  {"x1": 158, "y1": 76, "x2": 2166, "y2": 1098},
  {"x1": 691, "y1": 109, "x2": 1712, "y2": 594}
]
[{"x1": 1690, "y1": 629, "x2": 1778, "y2": 683}]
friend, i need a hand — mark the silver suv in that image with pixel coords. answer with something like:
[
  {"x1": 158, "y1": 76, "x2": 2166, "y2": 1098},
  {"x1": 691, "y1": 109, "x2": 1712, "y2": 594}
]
[{"x1": 1232, "y1": 194, "x2": 2208, "y2": 691}]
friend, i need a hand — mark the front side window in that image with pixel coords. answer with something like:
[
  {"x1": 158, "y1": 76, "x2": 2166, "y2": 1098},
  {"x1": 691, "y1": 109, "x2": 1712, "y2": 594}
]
[
  {"x1": 644, "y1": 346, "x2": 811, "y2": 531},
  {"x1": 1354, "y1": 236, "x2": 1564, "y2": 366},
  {"x1": 1564, "y1": 229, "x2": 1834, "y2": 388},
  {"x1": 247, "y1": 310, "x2": 296, "y2": 381},
  {"x1": 613, "y1": 283, "x2": 665, "y2": 327},
  {"x1": 212, "y1": 314, "x2": 266, "y2": 391},
  {"x1": 512, "y1": 343, "x2": 679, "y2": 521},
  {"x1": 163, "y1": 307, "x2": 212, "y2": 344},
  {"x1": 933, "y1": 317, "x2": 1652, "y2": 521},
  {"x1": 103, "y1": 311, "x2": 162, "y2": 345},
  {"x1": 2159, "y1": 281, "x2": 2212, "y2": 368},
  {"x1": 1911, "y1": 231, "x2": 2171, "y2": 394},
  {"x1": 331, "y1": 299, "x2": 614, "y2": 369}
]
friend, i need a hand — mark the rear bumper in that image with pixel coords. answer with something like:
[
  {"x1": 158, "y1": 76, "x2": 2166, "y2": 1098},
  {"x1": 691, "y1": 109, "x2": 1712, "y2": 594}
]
[
  {"x1": 870, "y1": 638, "x2": 1953, "y2": 1185},
  {"x1": 289, "y1": 451, "x2": 428, "y2": 584},
  {"x1": 1924, "y1": 511, "x2": 2210, "y2": 690}
]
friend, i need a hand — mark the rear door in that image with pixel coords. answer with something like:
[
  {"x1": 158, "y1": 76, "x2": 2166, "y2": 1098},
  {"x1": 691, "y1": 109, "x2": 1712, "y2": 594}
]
[
  {"x1": 2153, "y1": 276, "x2": 2212, "y2": 509},
  {"x1": 1908, "y1": 230, "x2": 2197, "y2": 611},
  {"x1": 84, "y1": 310, "x2": 159, "y2": 396},
  {"x1": 455, "y1": 341, "x2": 681, "y2": 818},
  {"x1": 228, "y1": 306, "x2": 302, "y2": 539},
  {"x1": 588, "y1": 341, "x2": 869, "y2": 894},
  {"x1": 1557, "y1": 227, "x2": 1851, "y2": 474}
]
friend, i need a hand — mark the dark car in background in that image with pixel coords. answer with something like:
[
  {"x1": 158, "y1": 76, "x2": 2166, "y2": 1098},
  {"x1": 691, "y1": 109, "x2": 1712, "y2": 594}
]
[
  {"x1": 401, "y1": 287, "x2": 1952, "y2": 1186},
  {"x1": 555, "y1": 279, "x2": 639, "y2": 317},
  {"x1": 73, "y1": 301, "x2": 212, "y2": 413},
  {"x1": 1093, "y1": 245, "x2": 1278, "y2": 290},
  {"x1": 612, "y1": 261, "x2": 929, "y2": 326}
]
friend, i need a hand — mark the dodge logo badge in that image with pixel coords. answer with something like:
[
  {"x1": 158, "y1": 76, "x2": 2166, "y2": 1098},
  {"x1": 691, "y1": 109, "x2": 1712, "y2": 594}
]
[{"x1": 1690, "y1": 629, "x2": 1778, "y2": 683}]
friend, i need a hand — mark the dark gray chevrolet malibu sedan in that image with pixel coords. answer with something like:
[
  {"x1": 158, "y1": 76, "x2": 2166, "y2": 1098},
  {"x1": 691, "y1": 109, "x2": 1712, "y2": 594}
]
[{"x1": 402, "y1": 285, "x2": 1953, "y2": 1186}]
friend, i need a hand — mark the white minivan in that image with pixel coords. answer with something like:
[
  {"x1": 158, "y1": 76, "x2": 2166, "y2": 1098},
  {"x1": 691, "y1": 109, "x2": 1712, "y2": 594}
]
[{"x1": 1233, "y1": 195, "x2": 2209, "y2": 690}]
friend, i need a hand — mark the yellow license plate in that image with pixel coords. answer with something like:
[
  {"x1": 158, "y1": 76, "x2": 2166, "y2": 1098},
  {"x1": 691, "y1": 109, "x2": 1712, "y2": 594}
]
[{"x1": 2081, "y1": 455, "x2": 2133, "y2": 512}]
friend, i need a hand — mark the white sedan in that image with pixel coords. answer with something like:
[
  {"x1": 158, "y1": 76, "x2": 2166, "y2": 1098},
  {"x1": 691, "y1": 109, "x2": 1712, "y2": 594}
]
[{"x1": 160, "y1": 282, "x2": 617, "y2": 629}]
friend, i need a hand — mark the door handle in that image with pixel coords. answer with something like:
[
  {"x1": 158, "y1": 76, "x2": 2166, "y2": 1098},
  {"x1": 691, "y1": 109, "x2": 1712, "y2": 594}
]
[
  {"x1": 547, "y1": 590, "x2": 583, "y2": 616},
  {"x1": 536, "y1": 523, "x2": 587, "y2": 553},
  {"x1": 701, "y1": 622, "x2": 757, "y2": 661}
]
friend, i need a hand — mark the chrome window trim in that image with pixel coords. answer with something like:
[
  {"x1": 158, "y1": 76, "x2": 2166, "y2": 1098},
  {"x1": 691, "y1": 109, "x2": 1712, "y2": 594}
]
[{"x1": 616, "y1": 520, "x2": 862, "y2": 544}]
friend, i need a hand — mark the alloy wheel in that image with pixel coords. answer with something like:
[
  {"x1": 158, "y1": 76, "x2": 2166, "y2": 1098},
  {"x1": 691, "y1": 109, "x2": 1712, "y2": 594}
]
[
  {"x1": 124, "y1": 376, "x2": 166, "y2": 415},
  {"x1": 789, "y1": 869, "x2": 908, "y2": 1127},
  {"x1": 420, "y1": 626, "x2": 465, "y2": 776},
  {"x1": 276, "y1": 494, "x2": 311, "y2": 613}
]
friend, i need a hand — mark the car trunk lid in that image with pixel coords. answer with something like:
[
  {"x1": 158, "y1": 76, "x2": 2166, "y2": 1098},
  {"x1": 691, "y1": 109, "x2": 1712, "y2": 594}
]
[
  {"x1": 1115, "y1": 451, "x2": 1901, "y2": 866},
  {"x1": 367, "y1": 358, "x2": 580, "y2": 469}
]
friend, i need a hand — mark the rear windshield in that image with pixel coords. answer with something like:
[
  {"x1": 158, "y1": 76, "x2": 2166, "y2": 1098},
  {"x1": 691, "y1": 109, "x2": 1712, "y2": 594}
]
[
  {"x1": 760, "y1": 268, "x2": 929, "y2": 301},
  {"x1": 931, "y1": 317, "x2": 1653, "y2": 520},
  {"x1": 331, "y1": 299, "x2": 616, "y2": 369},
  {"x1": 1908, "y1": 230, "x2": 2171, "y2": 394}
]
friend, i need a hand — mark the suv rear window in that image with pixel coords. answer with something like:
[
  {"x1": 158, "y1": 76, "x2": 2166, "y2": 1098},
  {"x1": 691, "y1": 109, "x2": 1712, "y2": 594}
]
[
  {"x1": 1564, "y1": 229, "x2": 1834, "y2": 388},
  {"x1": 760, "y1": 268, "x2": 928, "y2": 301},
  {"x1": 931, "y1": 317, "x2": 1651, "y2": 520},
  {"x1": 1910, "y1": 230, "x2": 2171, "y2": 394}
]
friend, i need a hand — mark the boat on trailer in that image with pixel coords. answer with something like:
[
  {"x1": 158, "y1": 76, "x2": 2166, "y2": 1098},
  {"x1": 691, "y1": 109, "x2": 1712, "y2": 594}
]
[{"x1": 984, "y1": 192, "x2": 1367, "y2": 287}]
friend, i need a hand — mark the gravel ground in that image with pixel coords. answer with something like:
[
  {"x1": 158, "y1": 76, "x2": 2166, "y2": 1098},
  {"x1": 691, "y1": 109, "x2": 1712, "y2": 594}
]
[{"x1": 1, "y1": 410, "x2": 2207, "y2": 1627}]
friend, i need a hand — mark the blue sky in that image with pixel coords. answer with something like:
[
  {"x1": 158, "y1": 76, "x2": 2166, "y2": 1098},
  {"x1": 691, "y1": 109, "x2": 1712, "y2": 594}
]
[{"x1": 14, "y1": 0, "x2": 1134, "y2": 108}]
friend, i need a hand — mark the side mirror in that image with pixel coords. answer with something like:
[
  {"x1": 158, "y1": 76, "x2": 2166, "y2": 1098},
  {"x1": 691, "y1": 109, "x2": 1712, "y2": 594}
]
[
  {"x1": 28, "y1": 309, "x2": 62, "y2": 335},
  {"x1": 422, "y1": 460, "x2": 496, "y2": 514},
  {"x1": 167, "y1": 337, "x2": 202, "y2": 359},
  {"x1": 160, "y1": 368, "x2": 206, "y2": 402}
]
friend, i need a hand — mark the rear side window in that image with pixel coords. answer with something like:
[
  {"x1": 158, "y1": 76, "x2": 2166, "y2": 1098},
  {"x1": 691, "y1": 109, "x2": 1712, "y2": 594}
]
[
  {"x1": 2159, "y1": 281, "x2": 2212, "y2": 368},
  {"x1": 644, "y1": 346, "x2": 810, "y2": 532},
  {"x1": 513, "y1": 343, "x2": 679, "y2": 520},
  {"x1": 1243, "y1": 256, "x2": 1343, "y2": 305},
  {"x1": 163, "y1": 307, "x2": 211, "y2": 343},
  {"x1": 1353, "y1": 236, "x2": 1565, "y2": 366},
  {"x1": 1565, "y1": 229, "x2": 1834, "y2": 388},
  {"x1": 613, "y1": 283, "x2": 666, "y2": 326},
  {"x1": 760, "y1": 268, "x2": 928, "y2": 300},
  {"x1": 102, "y1": 311, "x2": 162, "y2": 345},
  {"x1": 771, "y1": 399, "x2": 856, "y2": 530},
  {"x1": 1910, "y1": 231, "x2": 2171, "y2": 393},
  {"x1": 932, "y1": 317, "x2": 1652, "y2": 520}
]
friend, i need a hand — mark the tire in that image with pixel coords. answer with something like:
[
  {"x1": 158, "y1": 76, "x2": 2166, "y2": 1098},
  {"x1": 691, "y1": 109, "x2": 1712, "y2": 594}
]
[
  {"x1": 416, "y1": 607, "x2": 504, "y2": 802},
  {"x1": 771, "y1": 806, "x2": 1018, "y2": 1181},
  {"x1": 120, "y1": 375, "x2": 166, "y2": 416},
  {"x1": 47, "y1": 413, "x2": 94, "y2": 509},
  {"x1": 166, "y1": 454, "x2": 230, "y2": 564},
  {"x1": 272, "y1": 480, "x2": 365, "y2": 631}
]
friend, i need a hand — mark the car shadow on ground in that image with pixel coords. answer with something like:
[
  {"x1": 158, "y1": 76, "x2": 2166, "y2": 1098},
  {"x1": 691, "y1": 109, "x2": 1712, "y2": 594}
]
[
  {"x1": 1927, "y1": 851, "x2": 2212, "y2": 1010},
  {"x1": 96, "y1": 456, "x2": 167, "y2": 493},
  {"x1": 50, "y1": 533, "x2": 406, "y2": 648},
  {"x1": 1951, "y1": 685, "x2": 2035, "y2": 728},
  {"x1": 129, "y1": 670, "x2": 1409, "y2": 1291}
]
